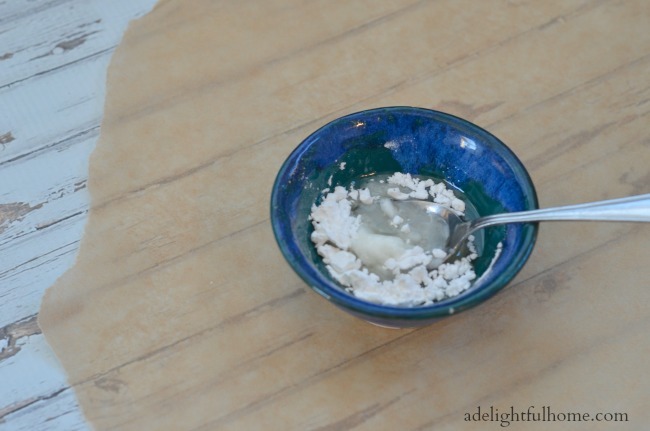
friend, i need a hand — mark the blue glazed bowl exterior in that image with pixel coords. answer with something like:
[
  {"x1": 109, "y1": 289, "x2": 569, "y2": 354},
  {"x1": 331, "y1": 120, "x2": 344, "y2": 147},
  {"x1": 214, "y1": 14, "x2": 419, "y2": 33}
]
[{"x1": 271, "y1": 107, "x2": 538, "y2": 328}]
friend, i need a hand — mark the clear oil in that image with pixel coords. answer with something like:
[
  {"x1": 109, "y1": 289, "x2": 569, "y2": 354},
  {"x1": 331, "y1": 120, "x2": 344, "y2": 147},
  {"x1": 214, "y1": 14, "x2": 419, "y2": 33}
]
[{"x1": 347, "y1": 173, "x2": 483, "y2": 278}]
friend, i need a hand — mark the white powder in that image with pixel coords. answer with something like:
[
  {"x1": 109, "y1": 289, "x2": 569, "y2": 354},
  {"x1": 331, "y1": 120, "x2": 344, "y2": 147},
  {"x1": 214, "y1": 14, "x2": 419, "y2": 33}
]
[{"x1": 309, "y1": 172, "x2": 485, "y2": 307}]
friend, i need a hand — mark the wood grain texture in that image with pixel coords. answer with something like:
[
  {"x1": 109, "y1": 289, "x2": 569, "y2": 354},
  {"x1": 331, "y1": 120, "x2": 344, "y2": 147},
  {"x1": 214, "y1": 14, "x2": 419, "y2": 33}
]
[
  {"x1": 34, "y1": 0, "x2": 649, "y2": 430},
  {"x1": 0, "y1": 0, "x2": 156, "y2": 429}
]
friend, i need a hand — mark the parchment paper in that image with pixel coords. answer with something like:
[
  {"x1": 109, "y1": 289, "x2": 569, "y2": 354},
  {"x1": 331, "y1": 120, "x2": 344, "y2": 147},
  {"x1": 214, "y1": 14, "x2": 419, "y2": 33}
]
[{"x1": 39, "y1": 0, "x2": 650, "y2": 430}]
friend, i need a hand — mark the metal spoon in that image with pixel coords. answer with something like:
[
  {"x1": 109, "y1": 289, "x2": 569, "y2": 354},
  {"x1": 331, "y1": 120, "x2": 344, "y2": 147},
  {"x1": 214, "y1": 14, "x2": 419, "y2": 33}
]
[{"x1": 399, "y1": 193, "x2": 650, "y2": 262}]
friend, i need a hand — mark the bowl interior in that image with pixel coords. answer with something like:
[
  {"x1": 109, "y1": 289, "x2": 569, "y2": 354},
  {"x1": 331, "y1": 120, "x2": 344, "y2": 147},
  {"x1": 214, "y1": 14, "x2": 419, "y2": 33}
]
[{"x1": 271, "y1": 107, "x2": 538, "y2": 322}]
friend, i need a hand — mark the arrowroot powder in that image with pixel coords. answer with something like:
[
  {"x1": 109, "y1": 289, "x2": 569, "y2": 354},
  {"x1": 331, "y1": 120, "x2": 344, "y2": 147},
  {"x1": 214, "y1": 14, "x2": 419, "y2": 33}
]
[{"x1": 309, "y1": 172, "x2": 481, "y2": 307}]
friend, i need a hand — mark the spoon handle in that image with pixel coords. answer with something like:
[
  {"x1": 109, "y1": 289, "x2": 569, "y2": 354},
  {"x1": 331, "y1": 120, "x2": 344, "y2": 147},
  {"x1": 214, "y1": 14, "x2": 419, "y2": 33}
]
[{"x1": 472, "y1": 193, "x2": 650, "y2": 231}]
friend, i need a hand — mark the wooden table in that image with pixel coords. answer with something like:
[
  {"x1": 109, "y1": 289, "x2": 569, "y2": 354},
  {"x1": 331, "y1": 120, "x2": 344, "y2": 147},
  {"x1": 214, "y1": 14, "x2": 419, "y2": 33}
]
[{"x1": 2, "y1": 1, "x2": 648, "y2": 430}]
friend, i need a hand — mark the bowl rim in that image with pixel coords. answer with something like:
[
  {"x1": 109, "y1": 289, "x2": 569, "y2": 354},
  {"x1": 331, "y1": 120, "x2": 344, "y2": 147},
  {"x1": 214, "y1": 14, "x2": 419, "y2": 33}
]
[{"x1": 270, "y1": 106, "x2": 538, "y2": 321}]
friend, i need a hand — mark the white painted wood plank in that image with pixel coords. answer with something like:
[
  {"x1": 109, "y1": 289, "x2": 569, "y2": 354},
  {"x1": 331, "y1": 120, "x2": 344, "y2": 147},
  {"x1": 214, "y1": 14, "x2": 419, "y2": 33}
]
[
  {"x1": 0, "y1": 330, "x2": 69, "y2": 414},
  {"x1": 1, "y1": 55, "x2": 106, "y2": 165},
  {"x1": 0, "y1": 387, "x2": 89, "y2": 431},
  {"x1": 0, "y1": 0, "x2": 155, "y2": 88},
  {"x1": 0, "y1": 128, "x2": 98, "y2": 328},
  {"x1": 0, "y1": 0, "x2": 159, "y2": 164},
  {"x1": 0, "y1": 1, "x2": 72, "y2": 26},
  {"x1": 0, "y1": 318, "x2": 90, "y2": 431},
  {"x1": 0, "y1": 221, "x2": 83, "y2": 328},
  {"x1": 0, "y1": 130, "x2": 93, "y2": 239},
  {"x1": 0, "y1": 0, "x2": 157, "y2": 430},
  {"x1": 0, "y1": 0, "x2": 157, "y2": 324}
]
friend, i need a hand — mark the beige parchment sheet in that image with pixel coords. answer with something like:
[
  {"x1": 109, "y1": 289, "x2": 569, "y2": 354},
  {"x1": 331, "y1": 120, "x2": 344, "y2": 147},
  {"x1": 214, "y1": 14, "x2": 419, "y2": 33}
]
[{"x1": 39, "y1": 0, "x2": 649, "y2": 430}]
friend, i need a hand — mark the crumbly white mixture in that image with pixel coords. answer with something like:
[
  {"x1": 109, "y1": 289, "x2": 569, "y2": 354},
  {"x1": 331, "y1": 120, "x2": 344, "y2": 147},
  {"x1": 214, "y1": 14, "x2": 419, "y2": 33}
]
[{"x1": 309, "y1": 172, "x2": 479, "y2": 307}]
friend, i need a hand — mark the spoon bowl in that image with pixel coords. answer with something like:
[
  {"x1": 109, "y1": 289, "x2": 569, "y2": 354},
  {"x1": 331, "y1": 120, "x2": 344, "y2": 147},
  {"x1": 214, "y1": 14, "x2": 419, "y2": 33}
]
[{"x1": 414, "y1": 201, "x2": 472, "y2": 258}]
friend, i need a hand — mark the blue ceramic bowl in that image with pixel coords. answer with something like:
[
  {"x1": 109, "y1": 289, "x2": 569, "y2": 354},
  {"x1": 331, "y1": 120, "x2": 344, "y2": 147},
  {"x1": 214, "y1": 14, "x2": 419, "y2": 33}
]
[{"x1": 271, "y1": 107, "x2": 538, "y2": 328}]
